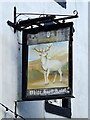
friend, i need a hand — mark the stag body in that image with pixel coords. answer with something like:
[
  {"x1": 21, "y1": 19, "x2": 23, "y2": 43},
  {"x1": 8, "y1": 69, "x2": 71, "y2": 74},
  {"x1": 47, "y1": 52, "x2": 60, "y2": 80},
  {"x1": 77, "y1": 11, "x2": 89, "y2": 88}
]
[{"x1": 33, "y1": 46, "x2": 62, "y2": 84}]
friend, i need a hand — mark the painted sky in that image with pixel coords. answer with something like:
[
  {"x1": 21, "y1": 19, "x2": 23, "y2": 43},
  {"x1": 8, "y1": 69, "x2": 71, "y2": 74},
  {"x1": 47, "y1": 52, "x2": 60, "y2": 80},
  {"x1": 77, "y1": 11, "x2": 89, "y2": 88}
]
[{"x1": 28, "y1": 41, "x2": 69, "y2": 62}]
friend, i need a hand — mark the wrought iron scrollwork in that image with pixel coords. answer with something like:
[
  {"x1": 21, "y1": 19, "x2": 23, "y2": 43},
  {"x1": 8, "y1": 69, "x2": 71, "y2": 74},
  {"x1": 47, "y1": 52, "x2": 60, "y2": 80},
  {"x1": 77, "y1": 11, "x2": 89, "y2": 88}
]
[
  {"x1": 7, "y1": 7, "x2": 79, "y2": 33},
  {"x1": 73, "y1": 10, "x2": 78, "y2": 16}
]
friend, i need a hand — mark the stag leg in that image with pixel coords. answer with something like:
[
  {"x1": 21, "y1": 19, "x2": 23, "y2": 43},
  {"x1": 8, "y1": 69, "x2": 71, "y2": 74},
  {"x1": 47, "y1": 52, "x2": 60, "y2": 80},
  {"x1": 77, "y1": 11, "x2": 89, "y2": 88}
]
[
  {"x1": 58, "y1": 69, "x2": 62, "y2": 82},
  {"x1": 44, "y1": 71, "x2": 49, "y2": 85},
  {"x1": 53, "y1": 73, "x2": 57, "y2": 83},
  {"x1": 46, "y1": 70, "x2": 50, "y2": 83}
]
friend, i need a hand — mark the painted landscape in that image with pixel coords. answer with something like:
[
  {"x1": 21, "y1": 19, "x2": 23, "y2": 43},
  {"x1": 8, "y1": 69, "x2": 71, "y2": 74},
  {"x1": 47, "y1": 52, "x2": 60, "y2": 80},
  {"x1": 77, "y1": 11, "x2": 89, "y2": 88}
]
[{"x1": 27, "y1": 42, "x2": 69, "y2": 90}]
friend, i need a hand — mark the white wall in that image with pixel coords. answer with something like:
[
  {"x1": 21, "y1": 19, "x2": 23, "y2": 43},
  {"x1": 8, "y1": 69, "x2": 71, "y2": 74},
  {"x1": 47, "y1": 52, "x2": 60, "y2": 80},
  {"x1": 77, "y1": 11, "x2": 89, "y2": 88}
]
[
  {"x1": 0, "y1": 1, "x2": 88, "y2": 119},
  {"x1": 1, "y1": 2, "x2": 18, "y2": 118},
  {"x1": 72, "y1": 2, "x2": 88, "y2": 118},
  {"x1": 0, "y1": 3, "x2": 3, "y2": 118}
]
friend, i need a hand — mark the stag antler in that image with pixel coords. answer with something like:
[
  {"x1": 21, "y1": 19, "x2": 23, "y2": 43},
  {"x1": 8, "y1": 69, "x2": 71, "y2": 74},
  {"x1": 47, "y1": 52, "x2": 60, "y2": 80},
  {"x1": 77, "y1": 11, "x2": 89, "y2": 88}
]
[
  {"x1": 33, "y1": 48, "x2": 43, "y2": 53},
  {"x1": 44, "y1": 45, "x2": 51, "y2": 52},
  {"x1": 33, "y1": 45, "x2": 52, "y2": 53}
]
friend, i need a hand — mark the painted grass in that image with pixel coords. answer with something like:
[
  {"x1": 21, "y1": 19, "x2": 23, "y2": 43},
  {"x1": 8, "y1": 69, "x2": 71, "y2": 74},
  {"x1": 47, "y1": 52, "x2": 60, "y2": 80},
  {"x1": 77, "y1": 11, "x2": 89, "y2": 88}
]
[
  {"x1": 28, "y1": 63, "x2": 68, "y2": 82},
  {"x1": 28, "y1": 69, "x2": 43, "y2": 82},
  {"x1": 62, "y1": 63, "x2": 68, "y2": 75}
]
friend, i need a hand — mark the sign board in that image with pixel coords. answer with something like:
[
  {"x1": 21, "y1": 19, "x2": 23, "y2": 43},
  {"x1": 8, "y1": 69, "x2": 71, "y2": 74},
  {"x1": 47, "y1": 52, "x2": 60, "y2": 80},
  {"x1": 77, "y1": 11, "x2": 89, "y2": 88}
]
[{"x1": 22, "y1": 22, "x2": 73, "y2": 100}]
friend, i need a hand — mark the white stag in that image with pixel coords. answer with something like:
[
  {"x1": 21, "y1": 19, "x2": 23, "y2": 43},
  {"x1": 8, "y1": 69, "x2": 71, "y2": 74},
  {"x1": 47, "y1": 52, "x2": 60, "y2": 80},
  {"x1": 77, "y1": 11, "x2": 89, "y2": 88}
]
[{"x1": 33, "y1": 45, "x2": 62, "y2": 85}]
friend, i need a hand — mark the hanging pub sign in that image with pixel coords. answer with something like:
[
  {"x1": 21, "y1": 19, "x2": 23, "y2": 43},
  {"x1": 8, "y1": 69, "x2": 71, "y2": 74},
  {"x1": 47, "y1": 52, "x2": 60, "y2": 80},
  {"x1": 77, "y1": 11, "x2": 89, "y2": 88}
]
[{"x1": 22, "y1": 22, "x2": 74, "y2": 100}]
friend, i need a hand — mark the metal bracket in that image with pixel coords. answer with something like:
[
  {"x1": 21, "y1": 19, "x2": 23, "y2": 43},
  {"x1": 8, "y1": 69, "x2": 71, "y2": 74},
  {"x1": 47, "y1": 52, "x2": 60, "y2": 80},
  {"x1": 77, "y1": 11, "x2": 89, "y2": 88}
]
[
  {"x1": 14, "y1": 7, "x2": 16, "y2": 33},
  {"x1": 7, "y1": 6, "x2": 78, "y2": 33}
]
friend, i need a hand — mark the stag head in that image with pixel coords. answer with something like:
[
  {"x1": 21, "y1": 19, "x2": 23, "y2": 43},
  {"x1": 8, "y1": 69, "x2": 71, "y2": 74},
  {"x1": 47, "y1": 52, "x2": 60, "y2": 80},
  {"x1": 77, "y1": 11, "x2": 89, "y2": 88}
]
[{"x1": 33, "y1": 45, "x2": 52, "y2": 59}]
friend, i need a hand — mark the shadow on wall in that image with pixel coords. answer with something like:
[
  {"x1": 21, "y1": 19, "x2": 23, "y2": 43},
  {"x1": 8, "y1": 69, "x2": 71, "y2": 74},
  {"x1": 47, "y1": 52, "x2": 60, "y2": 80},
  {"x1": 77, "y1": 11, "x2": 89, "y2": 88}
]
[{"x1": 17, "y1": 101, "x2": 45, "y2": 118}]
